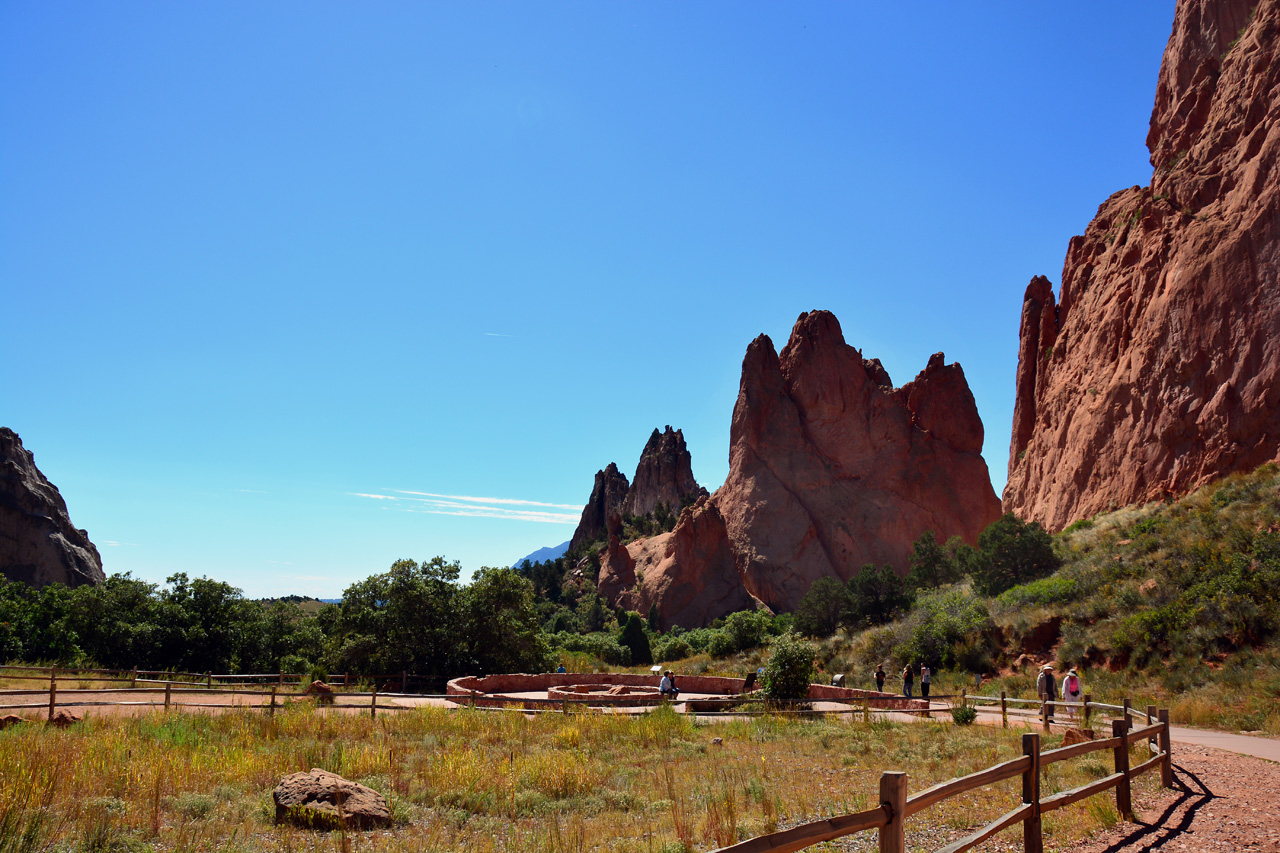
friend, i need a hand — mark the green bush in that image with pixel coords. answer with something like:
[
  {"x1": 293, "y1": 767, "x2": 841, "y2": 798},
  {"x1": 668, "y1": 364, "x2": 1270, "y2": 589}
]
[
  {"x1": 652, "y1": 635, "x2": 692, "y2": 663},
  {"x1": 969, "y1": 514, "x2": 1060, "y2": 596},
  {"x1": 951, "y1": 705, "x2": 977, "y2": 725},
  {"x1": 761, "y1": 633, "x2": 817, "y2": 701},
  {"x1": 618, "y1": 613, "x2": 653, "y2": 666}
]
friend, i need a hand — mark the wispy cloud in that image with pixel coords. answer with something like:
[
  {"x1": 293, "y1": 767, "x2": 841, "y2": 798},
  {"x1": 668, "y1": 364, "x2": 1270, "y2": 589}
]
[
  {"x1": 483, "y1": 332, "x2": 513, "y2": 337},
  {"x1": 102, "y1": 540, "x2": 139, "y2": 548},
  {"x1": 353, "y1": 489, "x2": 579, "y2": 524}
]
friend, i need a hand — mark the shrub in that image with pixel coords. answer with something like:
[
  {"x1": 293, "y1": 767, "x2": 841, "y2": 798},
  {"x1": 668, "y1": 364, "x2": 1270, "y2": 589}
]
[
  {"x1": 951, "y1": 705, "x2": 977, "y2": 725},
  {"x1": 652, "y1": 636, "x2": 692, "y2": 663},
  {"x1": 761, "y1": 633, "x2": 817, "y2": 701},
  {"x1": 618, "y1": 613, "x2": 653, "y2": 666},
  {"x1": 969, "y1": 514, "x2": 1060, "y2": 596}
]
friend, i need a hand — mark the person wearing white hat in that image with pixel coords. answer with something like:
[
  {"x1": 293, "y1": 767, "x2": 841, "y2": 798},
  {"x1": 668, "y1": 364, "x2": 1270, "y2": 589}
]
[
  {"x1": 1036, "y1": 664, "x2": 1057, "y2": 721},
  {"x1": 1063, "y1": 668, "x2": 1082, "y2": 720}
]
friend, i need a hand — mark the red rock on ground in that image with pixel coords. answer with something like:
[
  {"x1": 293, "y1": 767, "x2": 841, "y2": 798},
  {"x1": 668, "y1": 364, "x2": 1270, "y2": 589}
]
[
  {"x1": 48, "y1": 710, "x2": 82, "y2": 727},
  {"x1": 1005, "y1": 0, "x2": 1280, "y2": 530},
  {"x1": 273, "y1": 768, "x2": 392, "y2": 830}
]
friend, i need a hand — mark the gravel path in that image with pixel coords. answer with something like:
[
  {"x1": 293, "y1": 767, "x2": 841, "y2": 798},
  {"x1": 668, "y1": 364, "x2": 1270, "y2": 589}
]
[{"x1": 1072, "y1": 745, "x2": 1280, "y2": 853}]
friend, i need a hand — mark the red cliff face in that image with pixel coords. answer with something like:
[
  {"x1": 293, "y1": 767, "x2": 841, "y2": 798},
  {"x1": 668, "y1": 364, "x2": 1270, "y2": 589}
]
[
  {"x1": 717, "y1": 311, "x2": 1002, "y2": 612},
  {"x1": 1005, "y1": 0, "x2": 1280, "y2": 530},
  {"x1": 1, "y1": 428, "x2": 104, "y2": 588},
  {"x1": 605, "y1": 311, "x2": 1003, "y2": 625},
  {"x1": 568, "y1": 463, "x2": 630, "y2": 553}
]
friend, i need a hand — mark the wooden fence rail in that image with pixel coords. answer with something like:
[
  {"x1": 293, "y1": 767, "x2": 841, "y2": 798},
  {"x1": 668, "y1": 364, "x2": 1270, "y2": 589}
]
[{"x1": 711, "y1": 709, "x2": 1173, "y2": 853}]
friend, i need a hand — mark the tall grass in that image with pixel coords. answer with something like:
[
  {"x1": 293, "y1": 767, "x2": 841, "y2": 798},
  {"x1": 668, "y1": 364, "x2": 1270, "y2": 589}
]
[{"x1": 0, "y1": 704, "x2": 1153, "y2": 852}]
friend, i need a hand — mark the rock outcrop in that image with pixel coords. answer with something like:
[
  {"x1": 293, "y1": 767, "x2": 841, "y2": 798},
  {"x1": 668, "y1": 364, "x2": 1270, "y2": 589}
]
[
  {"x1": 568, "y1": 428, "x2": 709, "y2": 553},
  {"x1": 621, "y1": 427, "x2": 709, "y2": 518},
  {"x1": 603, "y1": 311, "x2": 1003, "y2": 624},
  {"x1": 1, "y1": 428, "x2": 104, "y2": 588},
  {"x1": 568, "y1": 463, "x2": 630, "y2": 553},
  {"x1": 273, "y1": 768, "x2": 392, "y2": 830},
  {"x1": 599, "y1": 496, "x2": 761, "y2": 630},
  {"x1": 1004, "y1": 0, "x2": 1280, "y2": 530}
]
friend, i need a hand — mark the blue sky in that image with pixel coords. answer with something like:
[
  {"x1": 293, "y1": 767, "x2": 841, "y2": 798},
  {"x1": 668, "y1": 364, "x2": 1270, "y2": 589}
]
[{"x1": 1, "y1": 2, "x2": 1173, "y2": 598}]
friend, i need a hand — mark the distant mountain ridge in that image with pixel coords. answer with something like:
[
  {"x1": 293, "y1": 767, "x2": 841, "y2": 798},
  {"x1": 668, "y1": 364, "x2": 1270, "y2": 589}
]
[{"x1": 512, "y1": 540, "x2": 570, "y2": 568}]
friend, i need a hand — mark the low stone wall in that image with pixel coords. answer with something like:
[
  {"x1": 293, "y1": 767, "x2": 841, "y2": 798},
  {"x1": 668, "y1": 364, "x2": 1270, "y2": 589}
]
[{"x1": 446, "y1": 673, "x2": 928, "y2": 712}]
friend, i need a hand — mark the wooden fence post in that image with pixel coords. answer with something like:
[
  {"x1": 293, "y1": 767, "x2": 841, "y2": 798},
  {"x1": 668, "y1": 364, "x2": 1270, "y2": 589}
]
[
  {"x1": 1083, "y1": 693, "x2": 1092, "y2": 726},
  {"x1": 401, "y1": 670, "x2": 408, "y2": 693},
  {"x1": 1158, "y1": 709, "x2": 1173, "y2": 789},
  {"x1": 343, "y1": 672, "x2": 348, "y2": 688},
  {"x1": 1112, "y1": 718, "x2": 1132, "y2": 820},
  {"x1": 1122, "y1": 697, "x2": 1131, "y2": 723},
  {"x1": 1041, "y1": 700, "x2": 1050, "y2": 732},
  {"x1": 47, "y1": 669, "x2": 57, "y2": 722},
  {"x1": 164, "y1": 682, "x2": 172, "y2": 710},
  {"x1": 270, "y1": 686, "x2": 277, "y2": 716},
  {"x1": 1146, "y1": 704, "x2": 1158, "y2": 752},
  {"x1": 1022, "y1": 733, "x2": 1043, "y2": 853},
  {"x1": 279, "y1": 671, "x2": 284, "y2": 687},
  {"x1": 370, "y1": 685, "x2": 378, "y2": 719},
  {"x1": 131, "y1": 667, "x2": 138, "y2": 689},
  {"x1": 206, "y1": 671, "x2": 212, "y2": 689},
  {"x1": 1000, "y1": 690, "x2": 1008, "y2": 728},
  {"x1": 469, "y1": 689, "x2": 476, "y2": 710},
  {"x1": 960, "y1": 688, "x2": 966, "y2": 707},
  {"x1": 877, "y1": 771, "x2": 907, "y2": 853},
  {"x1": 562, "y1": 696, "x2": 569, "y2": 715},
  {"x1": 863, "y1": 697, "x2": 870, "y2": 723}
]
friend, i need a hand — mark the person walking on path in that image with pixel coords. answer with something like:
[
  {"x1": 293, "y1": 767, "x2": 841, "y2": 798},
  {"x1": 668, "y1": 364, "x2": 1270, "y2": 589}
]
[
  {"x1": 1036, "y1": 664, "x2": 1057, "y2": 720},
  {"x1": 875, "y1": 664, "x2": 886, "y2": 692},
  {"x1": 902, "y1": 664, "x2": 915, "y2": 698},
  {"x1": 920, "y1": 665, "x2": 931, "y2": 700},
  {"x1": 1063, "y1": 668, "x2": 1082, "y2": 720}
]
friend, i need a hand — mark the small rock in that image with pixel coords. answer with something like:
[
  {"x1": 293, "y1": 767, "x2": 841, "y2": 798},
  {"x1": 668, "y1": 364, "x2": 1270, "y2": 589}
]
[
  {"x1": 273, "y1": 768, "x2": 391, "y2": 830},
  {"x1": 48, "y1": 710, "x2": 82, "y2": 728},
  {"x1": 303, "y1": 681, "x2": 335, "y2": 705},
  {"x1": 1063, "y1": 728, "x2": 1097, "y2": 746},
  {"x1": 0, "y1": 714, "x2": 27, "y2": 729},
  {"x1": 711, "y1": 737, "x2": 723, "y2": 746}
]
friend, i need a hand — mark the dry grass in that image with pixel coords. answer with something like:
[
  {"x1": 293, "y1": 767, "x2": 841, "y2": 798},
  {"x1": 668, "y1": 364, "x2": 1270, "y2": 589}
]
[{"x1": 0, "y1": 704, "x2": 1159, "y2": 852}]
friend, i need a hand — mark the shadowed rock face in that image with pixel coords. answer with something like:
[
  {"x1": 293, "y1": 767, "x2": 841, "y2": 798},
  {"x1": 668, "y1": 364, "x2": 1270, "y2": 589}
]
[
  {"x1": 568, "y1": 463, "x2": 631, "y2": 553},
  {"x1": 1, "y1": 428, "x2": 104, "y2": 588},
  {"x1": 1004, "y1": 0, "x2": 1280, "y2": 530},
  {"x1": 601, "y1": 311, "x2": 1002, "y2": 625},
  {"x1": 621, "y1": 426, "x2": 709, "y2": 518}
]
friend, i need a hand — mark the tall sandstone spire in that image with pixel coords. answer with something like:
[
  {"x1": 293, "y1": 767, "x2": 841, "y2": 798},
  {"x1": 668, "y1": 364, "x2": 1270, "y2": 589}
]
[
  {"x1": 601, "y1": 310, "x2": 1003, "y2": 627},
  {"x1": 1005, "y1": 0, "x2": 1280, "y2": 530}
]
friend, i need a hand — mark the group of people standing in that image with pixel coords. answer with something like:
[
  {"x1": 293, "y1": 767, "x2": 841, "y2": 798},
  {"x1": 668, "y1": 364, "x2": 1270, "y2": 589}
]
[
  {"x1": 874, "y1": 663, "x2": 931, "y2": 698},
  {"x1": 873, "y1": 662, "x2": 1083, "y2": 714}
]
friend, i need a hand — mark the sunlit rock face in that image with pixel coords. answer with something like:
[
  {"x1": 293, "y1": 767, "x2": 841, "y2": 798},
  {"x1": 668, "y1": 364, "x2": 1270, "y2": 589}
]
[
  {"x1": 1, "y1": 427, "x2": 104, "y2": 588},
  {"x1": 1004, "y1": 0, "x2": 1280, "y2": 530}
]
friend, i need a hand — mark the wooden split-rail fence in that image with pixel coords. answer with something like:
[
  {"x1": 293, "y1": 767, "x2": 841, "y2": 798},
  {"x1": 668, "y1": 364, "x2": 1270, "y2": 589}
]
[{"x1": 711, "y1": 702, "x2": 1174, "y2": 853}]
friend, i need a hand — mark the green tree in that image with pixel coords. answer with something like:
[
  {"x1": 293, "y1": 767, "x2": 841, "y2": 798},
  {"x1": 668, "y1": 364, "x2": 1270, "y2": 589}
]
[
  {"x1": 847, "y1": 564, "x2": 913, "y2": 627},
  {"x1": 458, "y1": 567, "x2": 553, "y2": 674},
  {"x1": 906, "y1": 531, "x2": 963, "y2": 590},
  {"x1": 761, "y1": 632, "x2": 817, "y2": 701},
  {"x1": 618, "y1": 612, "x2": 652, "y2": 666},
  {"x1": 793, "y1": 577, "x2": 850, "y2": 637},
  {"x1": 969, "y1": 514, "x2": 1061, "y2": 596}
]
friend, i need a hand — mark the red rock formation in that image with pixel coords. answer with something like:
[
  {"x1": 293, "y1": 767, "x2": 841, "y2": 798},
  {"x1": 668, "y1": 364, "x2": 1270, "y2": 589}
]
[
  {"x1": 717, "y1": 312, "x2": 1002, "y2": 612},
  {"x1": 621, "y1": 426, "x2": 708, "y2": 518},
  {"x1": 604, "y1": 311, "x2": 1003, "y2": 624},
  {"x1": 1004, "y1": 0, "x2": 1280, "y2": 530},
  {"x1": 568, "y1": 462, "x2": 630, "y2": 553},
  {"x1": 1, "y1": 428, "x2": 104, "y2": 588},
  {"x1": 601, "y1": 496, "x2": 761, "y2": 630}
]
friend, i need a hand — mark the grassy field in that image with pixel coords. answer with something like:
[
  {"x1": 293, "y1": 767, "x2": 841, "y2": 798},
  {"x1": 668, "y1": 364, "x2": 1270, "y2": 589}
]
[{"x1": 0, "y1": 703, "x2": 1157, "y2": 853}]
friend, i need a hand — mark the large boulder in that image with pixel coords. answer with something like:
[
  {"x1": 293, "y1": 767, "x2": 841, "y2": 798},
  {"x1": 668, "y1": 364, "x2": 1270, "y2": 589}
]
[
  {"x1": 1004, "y1": 0, "x2": 1280, "y2": 529},
  {"x1": 273, "y1": 768, "x2": 392, "y2": 830},
  {"x1": 1, "y1": 428, "x2": 104, "y2": 588}
]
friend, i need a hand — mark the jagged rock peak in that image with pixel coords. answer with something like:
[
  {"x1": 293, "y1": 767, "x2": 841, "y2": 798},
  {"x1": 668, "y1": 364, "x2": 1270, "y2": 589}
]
[
  {"x1": 621, "y1": 426, "x2": 709, "y2": 518},
  {"x1": 1004, "y1": 0, "x2": 1280, "y2": 530},
  {"x1": 1, "y1": 428, "x2": 104, "y2": 588},
  {"x1": 600, "y1": 309, "x2": 1003, "y2": 625},
  {"x1": 568, "y1": 462, "x2": 630, "y2": 553}
]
